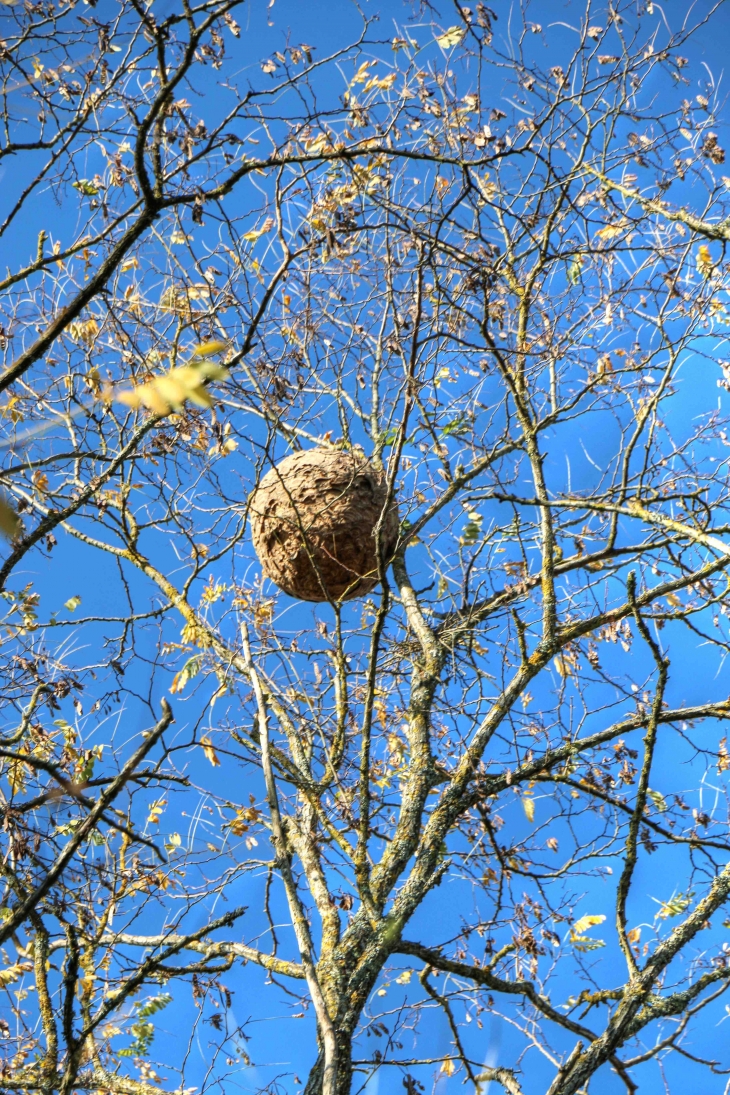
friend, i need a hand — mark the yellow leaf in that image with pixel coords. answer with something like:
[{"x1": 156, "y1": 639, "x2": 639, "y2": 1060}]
[
  {"x1": 200, "y1": 735, "x2": 220, "y2": 767},
  {"x1": 64, "y1": 595, "x2": 82, "y2": 612},
  {"x1": 697, "y1": 244, "x2": 714, "y2": 277},
  {"x1": 475, "y1": 173, "x2": 497, "y2": 201},
  {"x1": 655, "y1": 890, "x2": 693, "y2": 919},
  {"x1": 114, "y1": 362, "x2": 229, "y2": 417},
  {"x1": 363, "y1": 72, "x2": 397, "y2": 92},
  {"x1": 85, "y1": 367, "x2": 102, "y2": 396},
  {"x1": 435, "y1": 26, "x2": 465, "y2": 49},
  {"x1": 572, "y1": 914, "x2": 605, "y2": 935},
  {"x1": 350, "y1": 60, "x2": 376, "y2": 85},
  {"x1": 440, "y1": 1058, "x2": 457, "y2": 1077},
  {"x1": 0, "y1": 496, "x2": 19, "y2": 538},
  {"x1": 665, "y1": 592, "x2": 682, "y2": 607},
  {"x1": 72, "y1": 178, "x2": 100, "y2": 196},
  {"x1": 68, "y1": 317, "x2": 99, "y2": 344},
  {"x1": 647, "y1": 789, "x2": 667, "y2": 812},
  {"x1": 169, "y1": 655, "x2": 201, "y2": 694},
  {"x1": 0, "y1": 962, "x2": 32, "y2": 987},
  {"x1": 160, "y1": 285, "x2": 187, "y2": 309},
  {"x1": 241, "y1": 216, "x2": 274, "y2": 242},
  {"x1": 191, "y1": 340, "x2": 229, "y2": 358},
  {"x1": 210, "y1": 437, "x2": 238, "y2": 457},
  {"x1": 180, "y1": 619, "x2": 212, "y2": 648},
  {"x1": 522, "y1": 796, "x2": 535, "y2": 823},
  {"x1": 1, "y1": 395, "x2": 23, "y2": 424},
  {"x1": 596, "y1": 222, "x2": 625, "y2": 241},
  {"x1": 147, "y1": 799, "x2": 166, "y2": 825}
]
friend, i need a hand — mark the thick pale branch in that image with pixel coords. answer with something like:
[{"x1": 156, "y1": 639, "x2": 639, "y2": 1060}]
[{"x1": 98, "y1": 932, "x2": 305, "y2": 979}]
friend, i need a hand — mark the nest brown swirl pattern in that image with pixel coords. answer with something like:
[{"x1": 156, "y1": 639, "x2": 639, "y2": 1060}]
[{"x1": 249, "y1": 448, "x2": 400, "y2": 602}]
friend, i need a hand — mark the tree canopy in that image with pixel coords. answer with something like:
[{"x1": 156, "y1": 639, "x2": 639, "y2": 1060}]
[{"x1": 1, "y1": 2, "x2": 730, "y2": 1094}]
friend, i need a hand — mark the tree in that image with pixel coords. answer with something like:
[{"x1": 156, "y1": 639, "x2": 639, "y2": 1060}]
[{"x1": 2, "y1": 1, "x2": 730, "y2": 1093}]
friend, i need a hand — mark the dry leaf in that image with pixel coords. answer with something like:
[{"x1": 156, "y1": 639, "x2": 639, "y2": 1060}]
[
  {"x1": 523, "y1": 796, "x2": 535, "y2": 823},
  {"x1": 435, "y1": 26, "x2": 465, "y2": 49},
  {"x1": 363, "y1": 72, "x2": 397, "y2": 92},
  {"x1": 33, "y1": 470, "x2": 49, "y2": 494},
  {"x1": 159, "y1": 286, "x2": 193, "y2": 315},
  {"x1": 200, "y1": 735, "x2": 221, "y2": 767},
  {"x1": 718, "y1": 737, "x2": 730, "y2": 773},
  {"x1": 702, "y1": 132, "x2": 725, "y2": 164}
]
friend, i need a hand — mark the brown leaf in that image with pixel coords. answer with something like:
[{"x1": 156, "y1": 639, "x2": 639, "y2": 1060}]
[{"x1": 702, "y1": 132, "x2": 725, "y2": 164}]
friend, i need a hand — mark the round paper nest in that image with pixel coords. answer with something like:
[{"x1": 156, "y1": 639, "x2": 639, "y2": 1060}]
[{"x1": 249, "y1": 448, "x2": 400, "y2": 602}]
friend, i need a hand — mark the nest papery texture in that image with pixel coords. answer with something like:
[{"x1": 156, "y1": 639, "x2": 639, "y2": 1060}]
[{"x1": 249, "y1": 448, "x2": 400, "y2": 602}]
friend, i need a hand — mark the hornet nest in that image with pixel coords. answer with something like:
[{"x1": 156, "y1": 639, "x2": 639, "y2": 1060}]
[{"x1": 249, "y1": 447, "x2": 400, "y2": 602}]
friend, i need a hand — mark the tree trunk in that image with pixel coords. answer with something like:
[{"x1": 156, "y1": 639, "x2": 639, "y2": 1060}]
[{"x1": 304, "y1": 1032, "x2": 354, "y2": 1095}]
